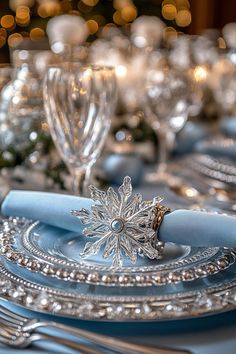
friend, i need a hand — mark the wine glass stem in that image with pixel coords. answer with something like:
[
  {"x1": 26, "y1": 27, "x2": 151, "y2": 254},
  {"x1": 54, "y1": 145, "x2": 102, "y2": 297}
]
[
  {"x1": 158, "y1": 129, "x2": 169, "y2": 174},
  {"x1": 72, "y1": 167, "x2": 91, "y2": 196},
  {"x1": 157, "y1": 128, "x2": 176, "y2": 175}
]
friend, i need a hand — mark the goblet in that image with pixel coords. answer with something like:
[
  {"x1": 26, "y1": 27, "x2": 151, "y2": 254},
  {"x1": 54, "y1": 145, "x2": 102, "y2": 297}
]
[
  {"x1": 146, "y1": 64, "x2": 190, "y2": 181},
  {"x1": 43, "y1": 64, "x2": 117, "y2": 195}
]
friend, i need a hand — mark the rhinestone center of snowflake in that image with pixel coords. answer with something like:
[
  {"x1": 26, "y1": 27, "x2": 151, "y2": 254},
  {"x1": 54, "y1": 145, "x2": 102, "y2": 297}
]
[{"x1": 110, "y1": 218, "x2": 125, "y2": 234}]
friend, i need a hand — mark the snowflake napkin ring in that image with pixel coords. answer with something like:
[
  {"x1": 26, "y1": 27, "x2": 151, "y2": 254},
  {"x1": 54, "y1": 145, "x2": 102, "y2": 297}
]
[{"x1": 71, "y1": 176, "x2": 171, "y2": 267}]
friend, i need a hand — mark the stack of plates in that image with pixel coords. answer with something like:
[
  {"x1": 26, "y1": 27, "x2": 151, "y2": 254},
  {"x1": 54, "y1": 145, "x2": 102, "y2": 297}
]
[{"x1": 1, "y1": 216, "x2": 236, "y2": 322}]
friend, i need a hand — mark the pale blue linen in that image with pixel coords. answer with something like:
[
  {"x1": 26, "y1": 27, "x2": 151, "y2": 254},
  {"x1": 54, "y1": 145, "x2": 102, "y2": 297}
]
[
  {"x1": 175, "y1": 121, "x2": 210, "y2": 155},
  {"x1": 221, "y1": 117, "x2": 236, "y2": 139},
  {"x1": 102, "y1": 153, "x2": 144, "y2": 186},
  {"x1": 2, "y1": 190, "x2": 236, "y2": 248}
]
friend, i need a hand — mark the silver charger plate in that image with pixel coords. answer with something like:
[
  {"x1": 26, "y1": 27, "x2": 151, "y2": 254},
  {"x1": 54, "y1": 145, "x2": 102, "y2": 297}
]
[
  {"x1": 1, "y1": 217, "x2": 235, "y2": 287},
  {"x1": 1, "y1": 216, "x2": 236, "y2": 321}
]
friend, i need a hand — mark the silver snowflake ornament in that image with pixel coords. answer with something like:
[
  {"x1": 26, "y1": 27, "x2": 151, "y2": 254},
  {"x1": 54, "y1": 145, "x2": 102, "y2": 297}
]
[{"x1": 72, "y1": 176, "x2": 164, "y2": 267}]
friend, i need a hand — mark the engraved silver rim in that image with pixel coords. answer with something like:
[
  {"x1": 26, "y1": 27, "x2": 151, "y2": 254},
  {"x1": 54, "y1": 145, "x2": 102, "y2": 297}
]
[
  {"x1": 0, "y1": 263, "x2": 236, "y2": 321},
  {"x1": 1, "y1": 217, "x2": 235, "y2": 287}
]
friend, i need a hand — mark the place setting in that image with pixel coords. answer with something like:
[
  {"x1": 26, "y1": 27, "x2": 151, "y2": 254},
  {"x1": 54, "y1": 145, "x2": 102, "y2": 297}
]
[{"x1": 1, "y1": 2, "x2": 236, "y2": 354}]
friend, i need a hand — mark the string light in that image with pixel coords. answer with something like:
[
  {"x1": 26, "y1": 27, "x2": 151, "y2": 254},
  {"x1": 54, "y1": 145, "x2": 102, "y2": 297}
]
[
  {"x1": 8, "y1": 33, "x2": 23, "y2": 47},
  {"x1": 15, "y1": 6, "x2": 30, "y2": 26},
  {"x1": 86, "y1": 19, "x2": 99, "y2": 34},
  {"x1": 121, "y1": 6, "x2": 137, "y2": 22},
  {"x1": 175, "y1": 9, "x2": 191, "y2": 27},
  {"x1": 193, "y1": 65, "x2": 208, "y2": 82},
  {"x1": 0, "y1": 0, "x2": 193, "y2": 51},
  {"x1": 1, "y1": 15, "x2": 15, "y2": 29},
  {"x1": 38, "y1": 1, "x2": 60, "y2": 18},
  {"x1": 113, "y1": 10, "x2": 126, "y2": 25},
  {"x1": 161, "y1": 0, "x2": 191, "y2": 27},
  {"x1": 115, "y1": 65, "x2": 127, "y2": 78},
  {"x1": 164, "y1": 26, "x2": 177, "y2": 43},
  {"x1": 30, "y1": 27, "x2": 45, "y2": 40},
  {"x1": 9, "y1": 0, "x2": 35, "y2": 12},
  {"x1": 162, "y1": 4, "x2": 177, "y2": 20}
]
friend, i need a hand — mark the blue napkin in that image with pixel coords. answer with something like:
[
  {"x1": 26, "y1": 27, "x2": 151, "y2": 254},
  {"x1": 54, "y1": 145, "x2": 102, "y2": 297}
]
[
  {"x1": 2, "y1": 190, "x2": 236, "y2": 248},
  {"x1": 102, "y1": 153, "x2": 144, "y2": 186},
  {"x1": 175, "y1": 121, "x2": 210, "y2": 155},
  {"x1": 221, "y1": 117, "x2": 236, "y2": 139}
]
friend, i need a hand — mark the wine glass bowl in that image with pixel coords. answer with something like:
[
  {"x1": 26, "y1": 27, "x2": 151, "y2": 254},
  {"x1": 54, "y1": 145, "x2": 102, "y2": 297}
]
[
  {"x1": 146, "y1": 67, "x2": 189, "y2": 133},
  {"x1": 146, "y1": 64, "x2": 190, "y2": 179},
  {"x1": 43, "y1": 63, "x2": 117, "y2": 195}
]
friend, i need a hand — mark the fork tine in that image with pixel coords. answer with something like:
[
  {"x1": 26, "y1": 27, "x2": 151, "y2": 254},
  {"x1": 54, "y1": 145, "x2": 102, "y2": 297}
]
[
  {"x1": 0, "y1": 316, "x2": 21, "y2": 329},
  {"x1": 0, "y1": 305, "x2": 27, "y2": 321}
]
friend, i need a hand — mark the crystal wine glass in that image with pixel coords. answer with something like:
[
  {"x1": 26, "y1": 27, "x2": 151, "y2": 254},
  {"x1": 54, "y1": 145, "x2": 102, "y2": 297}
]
[
  {"x1": 146, "y1": 62, "x2": 190, "y2": 182},
  {"x1": 43, "y1": 64, "x2": 117, "y2": 195}
]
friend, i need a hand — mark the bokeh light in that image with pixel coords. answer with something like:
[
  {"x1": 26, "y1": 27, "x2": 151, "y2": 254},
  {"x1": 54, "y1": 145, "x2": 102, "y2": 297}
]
[
  {"x1": 8, "y1": 33, "x2": 23, "y2": 47},
  {"x1": 193, "y1": 65, "x2": 208, "y2": 82},
  {"x1": 9, "y1": 0, "x2": 35, "y2": 12},
  {"x1": 162, "y1": 4, "x2": 177, "y2": 20},
  {"x1": 30, "y1": 27, "x2": 45, "y2": 41},
  {"x1": 38, "y1": 1, "x2": 60, "y2": 18},
  {"x1": 86, "y1": 19, "x2": 99, "y2": 34},
  {"x1": 164, "y1": 26, "x2": 178, "y2": 43},
  {"x1": 1, "y1": 15, "x2": 15, "y2": 29},
  {"x1": 113, "y1": 10, "x2": 126, "y2": 25},
  {"x1": 175, "y1": 9, "x2": 191, "y2": 27},
  {"x1": 121, "y1": 6, "x2": 137, "y2": 22}
]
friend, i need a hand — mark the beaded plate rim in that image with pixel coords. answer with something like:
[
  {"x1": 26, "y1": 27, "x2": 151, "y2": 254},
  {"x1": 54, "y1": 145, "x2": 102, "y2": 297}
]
[
  {"x1": 1, "y1": 262, "x2": 236, "y2": 321},
  {"x1": 0, "y1": 217, "x2": 235, "y2": 288}
]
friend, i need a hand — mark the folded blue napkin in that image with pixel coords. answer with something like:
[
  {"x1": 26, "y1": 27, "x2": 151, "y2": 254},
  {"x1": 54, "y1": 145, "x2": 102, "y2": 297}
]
[
  {"x1": 2, "y1": 190, "x2": 236, "y2": 248},
  {"x1": 102, "y1": 154, "x2": 144, "y2": 186},
  {"x1": 175, "y1": 121, "x2": 210, "y2": 155},
  {"x1": 195, "y1": 139, "x2": 236, "y2": 162},
  {"x1": 221, "y1": 117, "x2": 236, "y2": 139}
]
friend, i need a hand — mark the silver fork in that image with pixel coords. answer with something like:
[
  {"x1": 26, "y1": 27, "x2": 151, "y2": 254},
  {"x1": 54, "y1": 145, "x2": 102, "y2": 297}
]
[{"x1": 0, "y1": 303, "x2": 190, "y2": 354}]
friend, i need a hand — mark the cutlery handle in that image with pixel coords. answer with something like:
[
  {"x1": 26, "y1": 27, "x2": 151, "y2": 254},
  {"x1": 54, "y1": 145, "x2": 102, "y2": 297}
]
[
  {"x1": 29, "y1": 332, "x2": 104, "y2": 354},
  {"x1": 30, "y1": 320, "x2": 190, "y2": 354}
]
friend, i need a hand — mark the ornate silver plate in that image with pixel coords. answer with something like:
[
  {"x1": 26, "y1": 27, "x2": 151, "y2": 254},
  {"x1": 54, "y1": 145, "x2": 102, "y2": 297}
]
[
  {"x1": 188, "y1": 154, "x2": 236, "y2": 185},
  {"x1": 0, "y1": 217, "x2": 235, "y2": 287},
  {"x1": 1, "y1": 216, "x2": 236, "y2": 321}
]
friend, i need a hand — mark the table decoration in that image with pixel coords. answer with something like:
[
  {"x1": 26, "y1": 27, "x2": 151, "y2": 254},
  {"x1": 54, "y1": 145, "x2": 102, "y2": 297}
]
[{"x1": 72, "y1": 176, "x2": 170, "y2": 267}]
